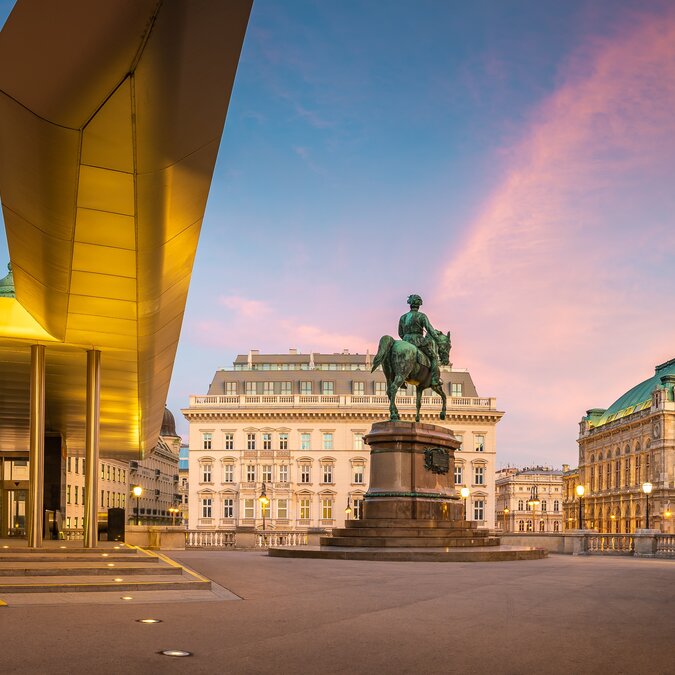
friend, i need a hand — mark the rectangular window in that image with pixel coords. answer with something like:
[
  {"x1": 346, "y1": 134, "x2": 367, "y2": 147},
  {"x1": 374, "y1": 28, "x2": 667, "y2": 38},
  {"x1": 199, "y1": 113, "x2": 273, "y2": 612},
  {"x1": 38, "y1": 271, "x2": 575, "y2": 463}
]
[
  {"x1": 67, "y1": 485, "x2": 71, "y2": 504},
  {"x1": 225, "y1": 382, "x2": 237, "y2": 395},
  {"x1": 300, "y1": 464, "x2": 311, "y2": 483},
  {"x1": 280, "y1": 381, "x2": 292, "y2": 395},
  {"x1": 202, "y1": 464, "x2": 212, "y2": 483},
  {"x1": 263, "y1": 381, "x2": 274, "y2": 395},
  {"x1": 352, "y1": 381, "x2": 365, "y2": 395},
  {"x1": 277, "y1": 499, "x2": 288, "y2": 519},
  {"x1": 246, "y1": 464, "x2": 256, "y2": 482},
  {"x1": 224, "y1": 464, "x2": 234, "y2": 483},
  {"x1": 245, "y1": 382, "x2": 257, "y2": 396},
  {"x1": 474, "y1": 435, "x2": 485, "y2": 452},
  {"x1": 321, "y1": 498, "x2": 333, "y2": 520},
  {"x1": 74, "y1": 486, "x2": 78, "y2": 505},
  {"x1": 353, "y1": 433, "x2": 364, "y2": 450},
  {"x1": 300, "y1": 498, "x2": 311, "y2": 520},
  {"x1": 635, "y1": 456, "x2": 641, "y2": 485},
  {"x1": 82, "y1": 486, "x2": 85, "y2": 505},
  {"x1": 624, "y1": 458, "x2": 630, "y2": 486},
  {"x1": 223, "y1": 499, "x2": 234, "y2": 518},
  {"x1": 224, "y1": 433, "x2": 234, "y2": 450},
  {"x1": 455, "y1": 435, "x2": 464, "y2": 451},
  {"x1": 279, "y1": 464, "x2": 289, "y2": 482},
  {"x1": 202, "y1": 433, "x2": 212, "y2": 450},
  {"x1": 322, "y1": 464, "x2": 334, "y2": 484},
  {"x1": 474, "y1": 466, "x2": 485, "y2": 485},
  {"x1": 74, "y1": 517, "x2": 78, "y2": 529},
  {"x1": 106, "y1": 491, "x2": 110, "y2": 507},
  {"x1": 323, "y1": 433, "x2": 333, "y2": 450},
  {"x1": 244, "y1": 499, "x2": 255, "y2": 519},
  {"x1": 615, "y1": 461, "x2": 620, "y2": 488},
  {"x1": 100, "y1": 489, "x2": 104, "y2": 508},
  {"x1": 201, "y1": 498, "x2": 212, "y2": 518},
  {"x1": 247, "y1": 433, "x2": 256, "y2": 450},
  {"x1": 122, "y1": 469, "x2": 126, "y2": 483},
  {"x1": 66, "y1": 516, "x2": 71, "y2": 529},
  {"x1": 101, "y1": 464, "x2": 105, "y2": 479},
  {"x1": 262, "y1": 465, "x2": 272, "y2": 482},
  {"x1": 300, "y1": 381, "x2": 312, "y2": 395},
  {"x1": 74, "y1": 457, "x2": 79, "y2": 474},
  {"x1": 353, "y1": 465, "x2": 364, "y2": 484},
  {"x1": 374, "y1": 382, "x2": 387, "y2": 396},
  {"x1": 321, "y1": 381, "x2": 334, "y2": 395},
  {"x1": 301, "y1": 433, "x2": 311, "y2": 450},
  {"x1": 353, "y1": 499, "x2": 363, "y2": 520},
  {"x1": 451, "y1": 383, "x2": 463, "y2": 397},
  {"x1": 263, "y1": 433, "x2": 272, "y2": 450},
  {"x1": 454, "y1": 465, "x2": 463, "y2": 485},
  {"x1": 67, "y1": 457, "x2": 72, "y2": 473},
  {"x1": 473, "y1": 499, "x2": 485, "y2": 521},
  {"x1": 279, "y1": 433, "x2": 288, "y2": 450}
]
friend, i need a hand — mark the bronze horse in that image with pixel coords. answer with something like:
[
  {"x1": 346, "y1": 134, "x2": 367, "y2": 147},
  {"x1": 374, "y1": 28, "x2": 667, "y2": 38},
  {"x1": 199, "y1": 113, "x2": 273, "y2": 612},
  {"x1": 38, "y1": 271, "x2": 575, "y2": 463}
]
[{"x1": 371, "y1": 331, "x2": 451, "y2": 422}]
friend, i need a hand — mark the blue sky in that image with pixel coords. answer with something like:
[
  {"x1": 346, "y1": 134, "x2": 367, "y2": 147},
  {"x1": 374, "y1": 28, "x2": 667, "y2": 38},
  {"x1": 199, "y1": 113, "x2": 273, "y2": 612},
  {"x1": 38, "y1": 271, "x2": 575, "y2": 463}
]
[{"x1": 2, "y1": 1, "x2": 675, "y2": 467}]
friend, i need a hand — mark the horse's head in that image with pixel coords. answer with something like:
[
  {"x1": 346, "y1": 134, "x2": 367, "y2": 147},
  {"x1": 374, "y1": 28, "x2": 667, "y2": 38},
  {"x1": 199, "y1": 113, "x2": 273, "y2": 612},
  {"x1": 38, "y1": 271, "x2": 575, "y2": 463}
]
[{"x1": 436, "y1": 331, "x2": 451, "y2": 365}]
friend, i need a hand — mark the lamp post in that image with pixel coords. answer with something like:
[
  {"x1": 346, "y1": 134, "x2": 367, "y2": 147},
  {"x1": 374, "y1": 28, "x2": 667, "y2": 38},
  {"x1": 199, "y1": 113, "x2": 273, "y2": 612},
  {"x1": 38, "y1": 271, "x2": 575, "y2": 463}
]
[
  {"x1": 168, "y1": 506, "x2": 179, "y2": 526},
  {"x1": 503, "y1": 507, "x2": 510, "y2": 532},
  {"x1": 345, "y1": 497, "x2": 352, "y2": 521},
  {"x1": 132, "y1": 485, "x2": 143, "y2": 526},
  {"x1": 527, "y1": 486, "x2": 540, "y2": 533},
  {"x1": 575, "y1": 484, "x2": 585, "y2": 530},
  {"x1": 664, "y1": 502, "x2": 672, "y2": 533},
  {"x1": 642, "y1": 482, "x2": 653, "y2": 529},
  {"x1": 460, "y1": 487, "x2": 470, "y2": 521},
  {"x1": 258, "y1": 482, "x2": 270, "y2": 533}
]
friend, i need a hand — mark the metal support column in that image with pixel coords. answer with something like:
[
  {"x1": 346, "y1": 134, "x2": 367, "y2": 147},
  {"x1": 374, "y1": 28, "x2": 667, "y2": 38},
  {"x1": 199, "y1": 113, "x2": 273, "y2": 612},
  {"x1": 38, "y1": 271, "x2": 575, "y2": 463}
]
[
  {"x1": 27, "y1": 344, "x2": 46, "y2": 548},
  {"x1": 83, "y1": 350, "x2": 101, "y2": 548}
]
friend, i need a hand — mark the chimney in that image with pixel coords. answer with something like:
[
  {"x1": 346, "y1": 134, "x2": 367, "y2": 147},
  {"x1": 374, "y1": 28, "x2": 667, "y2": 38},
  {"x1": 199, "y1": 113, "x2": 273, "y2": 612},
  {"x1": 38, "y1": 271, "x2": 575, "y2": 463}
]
[
  {"x1": 343, "y1": 348, "x2": 349, "y2": 355},
  {"x1": 289, "y1": 348, "x2": 298, "y2": 354}
]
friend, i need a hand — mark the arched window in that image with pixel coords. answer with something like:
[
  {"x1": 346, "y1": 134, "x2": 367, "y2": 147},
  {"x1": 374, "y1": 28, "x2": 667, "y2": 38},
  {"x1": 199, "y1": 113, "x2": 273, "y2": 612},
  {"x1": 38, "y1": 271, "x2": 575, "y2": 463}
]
[
  {"x1": 624, "y1": 456, "x2": 630, "y2": 486},
  {"x1": 615, "y1": 460, "x2": 620, "y2": 488},
  {"x1": 518, "y1": 520, "x2": 525, "y2": 532},
  {"x1": 590, "y1": 466, "x2": 595, "y2": 492},
  {"x1": 553, "y1": 500, "x2": 560, "y2": 512},
  {"x1": 518, "y1": 500, "x2": 524, "y2": 511},
  {"x1": 635, "y1": 454, "x2": 641, "y2": 485},
  {"x1": 553, "y1": 521, "x2": 560, "y2": 532},
  {"x1": 541, "y1": 499, "x2": 547, "y2": 512},
  {"x1": 539, "y1": 520, "x2": 545, "y2": 532}
]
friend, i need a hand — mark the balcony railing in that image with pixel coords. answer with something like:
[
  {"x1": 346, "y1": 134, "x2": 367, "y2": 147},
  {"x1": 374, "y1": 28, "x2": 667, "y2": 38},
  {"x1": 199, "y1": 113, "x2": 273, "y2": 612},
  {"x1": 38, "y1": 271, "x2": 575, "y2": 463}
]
[
  {"x1": 587, "y1": 533, "x2": 635, "y2": 555},
  {"x1": 189, "y1": 394, "x2": 496, "y2": 410},
  {"x1": 255, "y1": 531, "x2": 308, "y2": 548}
]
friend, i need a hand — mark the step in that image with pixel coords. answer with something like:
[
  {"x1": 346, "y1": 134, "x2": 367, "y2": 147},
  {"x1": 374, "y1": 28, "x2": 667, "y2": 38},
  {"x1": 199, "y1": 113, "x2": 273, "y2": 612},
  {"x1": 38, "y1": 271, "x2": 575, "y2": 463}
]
[
  {"x1": 0, "y1": 554, "x2": 158, "y2": 564},
  {"x1": 0, "y1": 563, "x2": 181, "y2": 577},
  {"x1": 333, "y1": 527, "x2": 491, "y2": 538},
  {"x1": 0, "y1": 574, "x2": 210, "y2": 594},
  {"x1": 345, "y1": 519, "x2": 476, "y2": 530},
  {"x1": 321, "y1": 535, "x2": 501, "y2": 548}
]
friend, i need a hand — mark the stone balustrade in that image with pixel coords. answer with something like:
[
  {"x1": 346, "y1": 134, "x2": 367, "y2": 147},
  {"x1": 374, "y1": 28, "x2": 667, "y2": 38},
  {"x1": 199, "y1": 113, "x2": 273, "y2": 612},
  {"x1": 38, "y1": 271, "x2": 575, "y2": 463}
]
[
  {"x1": 185, "y1": 529, "x2": 236, "y2": 549},
  {"x1": 189, "y1": 394, "x2": 496, "y2": 409}
]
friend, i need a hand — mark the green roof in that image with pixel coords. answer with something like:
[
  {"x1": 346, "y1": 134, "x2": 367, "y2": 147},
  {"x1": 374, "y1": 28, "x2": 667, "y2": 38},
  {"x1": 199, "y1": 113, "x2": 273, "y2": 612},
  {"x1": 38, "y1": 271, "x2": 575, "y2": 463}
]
[{"x1": 593, "y1": 358, "x2": 675, "y2": 427}]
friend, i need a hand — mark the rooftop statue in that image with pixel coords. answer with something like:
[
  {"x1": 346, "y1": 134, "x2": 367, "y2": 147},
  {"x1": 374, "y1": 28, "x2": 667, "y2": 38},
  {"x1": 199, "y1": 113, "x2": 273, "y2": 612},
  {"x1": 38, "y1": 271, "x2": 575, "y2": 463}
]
[{"x1": 371, "y1": 294, "x2": 451, "y2": 422}]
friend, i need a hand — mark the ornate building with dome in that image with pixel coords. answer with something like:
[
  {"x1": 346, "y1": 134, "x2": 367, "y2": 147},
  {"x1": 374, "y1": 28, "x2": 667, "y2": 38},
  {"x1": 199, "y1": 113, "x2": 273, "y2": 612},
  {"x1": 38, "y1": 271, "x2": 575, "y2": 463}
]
[{"x1": 576, "y1": 358, "x2": 675, "y2": 534}]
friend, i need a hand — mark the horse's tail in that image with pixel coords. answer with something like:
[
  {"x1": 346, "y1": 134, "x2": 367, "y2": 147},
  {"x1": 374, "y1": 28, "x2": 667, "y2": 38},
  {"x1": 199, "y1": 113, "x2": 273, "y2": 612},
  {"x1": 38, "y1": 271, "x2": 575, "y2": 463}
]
[{"x1": 371, "y1": 335, "x2": 394, "y2": 372}]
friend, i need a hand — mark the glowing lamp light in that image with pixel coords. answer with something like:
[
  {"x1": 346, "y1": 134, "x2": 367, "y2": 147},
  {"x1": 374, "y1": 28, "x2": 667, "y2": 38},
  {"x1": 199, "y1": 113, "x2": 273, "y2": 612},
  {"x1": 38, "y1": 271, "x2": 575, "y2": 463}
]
[
  {"x1": 460, "y1": 487, "x2": 470, "y2": 499},
  {"x1": 642, "y1": 482, "x2": 653, "y2": 495},
  {"x1": 576, "y1": 485, "x2": 585, "y2": 497},
  {"x1": 132, "y1": 485, "x2": 143, "y2": 498}
]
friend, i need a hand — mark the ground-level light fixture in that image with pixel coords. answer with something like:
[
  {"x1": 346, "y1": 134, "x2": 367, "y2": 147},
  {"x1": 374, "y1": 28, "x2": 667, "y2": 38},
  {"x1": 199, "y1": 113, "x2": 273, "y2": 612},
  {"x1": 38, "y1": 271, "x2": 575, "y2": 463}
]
[
  {"x1": 136, "y1": 619, "x2": 162, "y2": 624},
  {"x1": 159, "y1": 650, "x2": 192, "y2": 658}
]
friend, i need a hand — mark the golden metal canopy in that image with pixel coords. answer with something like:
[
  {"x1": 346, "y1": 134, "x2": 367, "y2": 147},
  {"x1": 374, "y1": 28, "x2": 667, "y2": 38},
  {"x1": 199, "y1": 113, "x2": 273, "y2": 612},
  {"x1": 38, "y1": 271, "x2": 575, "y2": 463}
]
[{"x1": 0, "y1": 0, "x2": 252, "y2": 456}]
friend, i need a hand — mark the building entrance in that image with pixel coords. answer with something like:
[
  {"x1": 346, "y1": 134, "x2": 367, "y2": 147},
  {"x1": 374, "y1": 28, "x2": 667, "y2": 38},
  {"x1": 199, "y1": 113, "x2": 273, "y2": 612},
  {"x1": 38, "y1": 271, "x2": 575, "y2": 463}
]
[{"x1": 1, "y1": 457, "x2": 30, "y2": 537}]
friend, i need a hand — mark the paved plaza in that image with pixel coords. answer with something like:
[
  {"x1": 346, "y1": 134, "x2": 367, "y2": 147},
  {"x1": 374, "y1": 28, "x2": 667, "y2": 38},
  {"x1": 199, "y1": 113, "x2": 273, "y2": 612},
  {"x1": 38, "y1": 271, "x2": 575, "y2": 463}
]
[{"x1": 2, "y1": 552, "x2": 674, "y2": 674}]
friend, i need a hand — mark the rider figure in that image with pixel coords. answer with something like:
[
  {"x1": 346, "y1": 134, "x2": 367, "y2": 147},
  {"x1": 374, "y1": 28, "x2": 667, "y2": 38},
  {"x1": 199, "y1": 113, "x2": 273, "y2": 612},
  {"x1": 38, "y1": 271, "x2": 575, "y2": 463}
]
[{"x1": 398, "y1": 294, "x2": 443, "y2": 387}]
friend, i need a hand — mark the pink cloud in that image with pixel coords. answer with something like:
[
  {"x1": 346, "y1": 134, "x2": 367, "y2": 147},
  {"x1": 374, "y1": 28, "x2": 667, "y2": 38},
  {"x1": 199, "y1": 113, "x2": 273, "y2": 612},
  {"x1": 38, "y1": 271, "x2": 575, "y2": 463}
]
[{"x1": 434, "y1": 8, "x2": 675, "y2": 467}]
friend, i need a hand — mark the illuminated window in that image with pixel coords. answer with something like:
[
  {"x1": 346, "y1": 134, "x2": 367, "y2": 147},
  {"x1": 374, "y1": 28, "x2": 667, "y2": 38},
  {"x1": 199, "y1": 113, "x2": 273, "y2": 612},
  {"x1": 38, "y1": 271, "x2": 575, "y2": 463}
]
[
  {"x1": 300, "y1": 498, "x2": 311, "y2": 520},
  {"x1": 321, "y1": 498, "x2": 333, "y2": 520}
]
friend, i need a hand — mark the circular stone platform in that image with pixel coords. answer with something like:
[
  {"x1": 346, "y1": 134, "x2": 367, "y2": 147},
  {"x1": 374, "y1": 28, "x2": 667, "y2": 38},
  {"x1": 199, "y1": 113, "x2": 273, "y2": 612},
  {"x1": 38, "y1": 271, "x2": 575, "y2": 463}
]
[{"x1": 268, "y1": 545, "x2": 547, "y2": 563}]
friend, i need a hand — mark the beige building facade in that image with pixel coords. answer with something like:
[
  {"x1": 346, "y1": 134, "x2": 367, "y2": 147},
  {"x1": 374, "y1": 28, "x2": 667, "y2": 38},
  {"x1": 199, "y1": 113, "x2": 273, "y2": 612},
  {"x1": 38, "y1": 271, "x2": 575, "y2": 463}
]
[
  {"x1": 495, "y1": 466, "x2": 564, "y2": 533},
  {"x1": 576, "y1": 358, "x2": 675, "y2": 534},
  {"x1": 183, "y1": 350, "x2": 503, "y2": 532}
]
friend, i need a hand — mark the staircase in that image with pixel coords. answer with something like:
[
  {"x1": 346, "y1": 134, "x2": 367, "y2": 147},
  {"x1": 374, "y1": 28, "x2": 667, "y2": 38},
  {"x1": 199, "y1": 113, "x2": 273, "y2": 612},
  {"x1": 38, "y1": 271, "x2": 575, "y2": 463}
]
[{"x1": 0, "y1": 542, "x2": 210, "y2": 595}]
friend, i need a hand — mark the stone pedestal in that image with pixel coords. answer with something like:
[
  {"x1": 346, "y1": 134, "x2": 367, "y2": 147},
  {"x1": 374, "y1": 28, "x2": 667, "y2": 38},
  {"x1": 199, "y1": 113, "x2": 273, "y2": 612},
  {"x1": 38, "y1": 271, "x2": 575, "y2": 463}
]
[{"x1": 364, "y1": 421, "x2": 463, "y2": 521}]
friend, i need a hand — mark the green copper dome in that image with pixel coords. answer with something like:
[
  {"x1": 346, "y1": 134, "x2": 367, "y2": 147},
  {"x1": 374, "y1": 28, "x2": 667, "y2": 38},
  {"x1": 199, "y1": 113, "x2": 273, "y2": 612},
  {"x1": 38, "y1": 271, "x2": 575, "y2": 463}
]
[
  {"x1": 593, "y1": 358, "x2": 675, "y2": 427},
  {"x1": 0, "y1": 262, "x2": 15, "y2": 298}
]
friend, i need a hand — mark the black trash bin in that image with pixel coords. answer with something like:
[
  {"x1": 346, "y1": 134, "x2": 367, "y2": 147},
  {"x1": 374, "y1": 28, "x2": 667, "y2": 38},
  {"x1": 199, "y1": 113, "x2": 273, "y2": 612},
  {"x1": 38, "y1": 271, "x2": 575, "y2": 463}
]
[{"x1": 107, "y1": 507, "x2": 125, "y2": 542}]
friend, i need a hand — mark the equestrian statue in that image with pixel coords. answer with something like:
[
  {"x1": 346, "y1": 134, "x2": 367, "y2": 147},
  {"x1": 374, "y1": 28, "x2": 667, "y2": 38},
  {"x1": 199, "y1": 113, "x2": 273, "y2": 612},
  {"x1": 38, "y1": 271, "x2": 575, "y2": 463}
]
[{"x1": 371, "y1": 294, "x2": 451, "y2": 422}]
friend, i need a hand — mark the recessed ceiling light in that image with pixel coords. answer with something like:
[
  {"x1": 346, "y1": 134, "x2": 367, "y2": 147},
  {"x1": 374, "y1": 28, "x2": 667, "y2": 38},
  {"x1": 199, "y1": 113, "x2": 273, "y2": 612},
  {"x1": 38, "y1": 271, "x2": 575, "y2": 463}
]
[{"x1": 159, "y1": 650, "x2": 192, "y2": 657}]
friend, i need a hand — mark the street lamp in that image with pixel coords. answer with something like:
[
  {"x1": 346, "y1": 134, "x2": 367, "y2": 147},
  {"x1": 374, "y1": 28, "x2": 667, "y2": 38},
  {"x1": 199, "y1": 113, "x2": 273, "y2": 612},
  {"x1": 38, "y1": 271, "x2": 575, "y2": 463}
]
[
  {"x1": 258, "y1": 482, "x2": 270, "y2": 533},
  {"x1": 345, "y1": 497, "x2": 352, "y2": 520},
  {"x1": 527, "y1": 487, "x2": 540, "y2": 533},
  {"x1": 132, "y1": 485, "x2": 143, "y2": 526},
  {"x1": 460, "y1": 487, "x2": 470, "y2": 520},
  {"x1": 168, "y1": 506, "x2": 179, "y2": 526},
  {"x1": 664, "y1": 502, "x2": 672, "y2": 532},
  {"x1": 575, "y1": 484, "x2": 585, "y2": 530},
  {"x1": 642, "y1": 482, "x2": 653, "y2": 529},
  {"x1": 503, "y1": 507, "x2": 510, "y2": 532}
]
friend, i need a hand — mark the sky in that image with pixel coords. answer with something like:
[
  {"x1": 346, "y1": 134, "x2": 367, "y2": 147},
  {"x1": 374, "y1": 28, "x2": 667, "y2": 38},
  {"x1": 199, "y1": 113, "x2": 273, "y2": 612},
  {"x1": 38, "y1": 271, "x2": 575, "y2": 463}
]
[{"x1": 2, "y1": 1, "x2": 675, "y2": 468}]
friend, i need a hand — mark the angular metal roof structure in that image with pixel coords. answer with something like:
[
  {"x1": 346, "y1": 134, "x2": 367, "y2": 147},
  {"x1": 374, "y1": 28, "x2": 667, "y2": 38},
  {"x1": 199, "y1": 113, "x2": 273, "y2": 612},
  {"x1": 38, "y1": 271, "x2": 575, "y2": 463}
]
[{"x1": 0, "y1": 0, "x2": 251, "y2": 456}]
